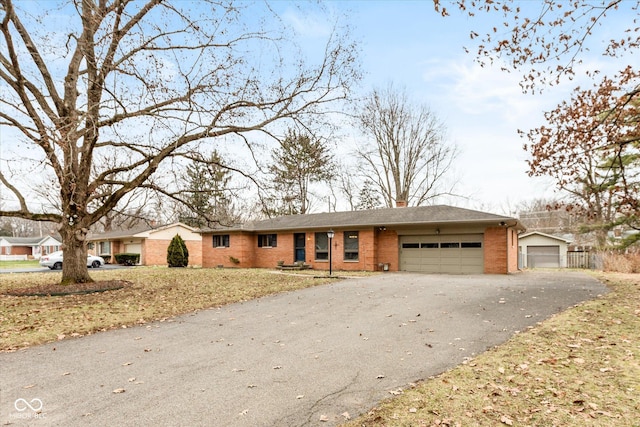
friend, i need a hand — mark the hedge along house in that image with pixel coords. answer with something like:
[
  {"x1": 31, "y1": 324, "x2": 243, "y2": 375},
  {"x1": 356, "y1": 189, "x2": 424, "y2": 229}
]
[
  {"x1": 201, "y1": 205, "x2": 525, "y2": 274},
  {"x1": 87, "y1": 223, "x2": 202, "y2": 266}
]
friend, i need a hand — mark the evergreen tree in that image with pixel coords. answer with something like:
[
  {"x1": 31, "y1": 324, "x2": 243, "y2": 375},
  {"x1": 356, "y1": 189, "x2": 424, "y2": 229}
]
[
  {"x1": 268, "y1": 129, "x2": 335, "y2": 215},
  {"x1": 167, "y1": 234, "x2": 189, "y2": 267},
  {"x1": 180, "y1": 151, "x2": 234, "y2": 227}
]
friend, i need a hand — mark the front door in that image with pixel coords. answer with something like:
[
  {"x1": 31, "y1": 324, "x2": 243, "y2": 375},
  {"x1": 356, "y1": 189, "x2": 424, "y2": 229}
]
[{"x1": 294, "y1": 233, "x2": 306, "y2": 262}]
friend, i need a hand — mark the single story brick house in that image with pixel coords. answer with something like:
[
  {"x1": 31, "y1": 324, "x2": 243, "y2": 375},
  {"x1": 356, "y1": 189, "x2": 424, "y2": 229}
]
[
  {"x1": 0, "y1": 235, "x2": 61, "y2": 259},
  {"x1": 200, "y1": 205, "x2": 525, "y2": 274},
  {"x1": 87, "y1": 223, "x2": 202, "y2": 266}
]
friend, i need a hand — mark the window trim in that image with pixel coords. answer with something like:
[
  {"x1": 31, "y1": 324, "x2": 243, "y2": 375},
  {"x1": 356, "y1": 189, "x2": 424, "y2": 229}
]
[
  {"x1": 343, "y1": 231, "x2": 359, "y2": 261},
  {"x1": 213, "y1": 234, "x2": 230, "y2": 248},
  {"x1": 314, "y1": 232, "x2": 329, "y2": 260},
  {"x1": 258, "y1": 234, "x2": 277, "y2": 248}
]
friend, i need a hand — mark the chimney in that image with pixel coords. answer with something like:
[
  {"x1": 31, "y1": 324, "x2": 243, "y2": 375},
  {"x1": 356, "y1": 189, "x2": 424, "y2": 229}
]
[{"x1": 395, "y1": 200, "x2": 407, "y2": 208}]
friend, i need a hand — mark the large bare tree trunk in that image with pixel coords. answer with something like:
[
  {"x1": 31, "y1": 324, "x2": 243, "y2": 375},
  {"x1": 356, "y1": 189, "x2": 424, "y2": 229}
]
[{"x1": 59, "y1": 224, "x2": 93, "y2": 285}]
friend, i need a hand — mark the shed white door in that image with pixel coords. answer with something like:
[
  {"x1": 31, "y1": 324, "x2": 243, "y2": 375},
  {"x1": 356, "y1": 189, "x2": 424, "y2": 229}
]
[
  {"x1": 526, "y1": 246, "x2": 560, "y2": 268},
  {"x1": 400, "y1": 234, "x2": 484, "y2": 274}
]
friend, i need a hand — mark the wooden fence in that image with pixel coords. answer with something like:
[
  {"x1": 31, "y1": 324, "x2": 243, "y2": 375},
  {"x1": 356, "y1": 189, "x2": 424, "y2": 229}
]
[{"x1": 567, "y1": 251, "x2": 592, "y2": 269}]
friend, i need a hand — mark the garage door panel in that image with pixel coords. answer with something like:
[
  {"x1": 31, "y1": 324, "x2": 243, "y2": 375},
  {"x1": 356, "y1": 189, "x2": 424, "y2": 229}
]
[
  {"x1": 400, "y1": 234, "x2": 484, "y2": 274},
  {"x1": 527, "y1": 246, "x2": 559, "y2": 268}
]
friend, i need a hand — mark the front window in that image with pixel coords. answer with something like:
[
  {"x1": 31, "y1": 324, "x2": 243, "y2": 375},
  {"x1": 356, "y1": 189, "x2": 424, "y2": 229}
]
[
  {"x1": 258, "y1": 234, "x2": 277, "y2": 248},
  {"x1": 99, "y1": 241, "x2": 111, "y2": 255},
  {"x1": 213, "y1": 235, "x2": 230, "y2": 248},
  {"x1": 315, "y1": 232, "x2": 328, "y2": 260},
  {"x1": 344, "y1": 231, "x2": 359, "y2": 261}
]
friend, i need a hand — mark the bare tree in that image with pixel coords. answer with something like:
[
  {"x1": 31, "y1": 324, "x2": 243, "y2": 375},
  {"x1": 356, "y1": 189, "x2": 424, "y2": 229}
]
[
  {"x1": 0, "y1": 0, "x2": 359, "y2": 284},
  {"x1": 268, "y1": 129, "x2": 335, "y2": 215},
  {"x1": 523, "y1": 68, "x2": 639, "y2": 246},
  {"x1": 356, "y1": 84, "x2": 457, "y2": 208},
  {"x1": 436, "y1": 0, "x2": 640, "y2": 92}
]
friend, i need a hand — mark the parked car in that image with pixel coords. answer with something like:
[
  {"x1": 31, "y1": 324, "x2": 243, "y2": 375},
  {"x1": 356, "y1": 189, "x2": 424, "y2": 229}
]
[{"x1": 39, "y1": 251, "x2": 105, "y2": 270}]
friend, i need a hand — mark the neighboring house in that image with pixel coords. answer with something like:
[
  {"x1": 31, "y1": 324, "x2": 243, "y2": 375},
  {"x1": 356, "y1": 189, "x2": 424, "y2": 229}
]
[
  {"x1": 87, "y1": 223, "x2": 202, "y2": 266},
  {"x1": 518, "y1": 231, "x2": 572, "y2": 268},
  {"x1": 200, "y1": 205, "x2": 525, "y2": 274},
  {"x1": 0, "y1": 235, "x2": 62, "y2": 259}
]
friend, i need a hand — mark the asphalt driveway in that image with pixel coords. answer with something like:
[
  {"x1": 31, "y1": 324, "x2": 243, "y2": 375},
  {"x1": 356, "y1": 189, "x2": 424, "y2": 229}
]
[{"x1": 1, "y1": 271, "x2": 607, "y2": 426}]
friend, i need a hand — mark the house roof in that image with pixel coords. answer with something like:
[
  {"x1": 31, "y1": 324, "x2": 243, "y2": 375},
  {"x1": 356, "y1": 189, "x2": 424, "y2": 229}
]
[
  {"x1": 0, "y1": 235, "x2": 60, "y2": 245},
  {"x1": 202, "y1": 205, "x2": 525, "y2": 233},
  {"x1": 519, "y1": 231, "x2": 572, "y2": 243},
  {"x1": 87, "y1": 223, "x2": 197, "y2": 241}
]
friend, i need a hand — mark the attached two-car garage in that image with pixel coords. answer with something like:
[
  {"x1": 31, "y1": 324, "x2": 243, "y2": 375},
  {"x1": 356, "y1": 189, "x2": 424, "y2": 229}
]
[{"x1": 399, "y1": 234, "x2": 484, "y2": 274}]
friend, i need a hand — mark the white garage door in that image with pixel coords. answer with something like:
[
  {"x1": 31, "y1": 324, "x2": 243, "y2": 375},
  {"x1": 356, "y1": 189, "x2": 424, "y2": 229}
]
[
  {"x1": 125, "y1": 243, "x2": 142, "y2": 255},
  {"x1": 526, "y1": 246, "x2": 560, "y2": 268},
  {"x1": 400, "y1": 234, "x2": 484, "y2": 274}
]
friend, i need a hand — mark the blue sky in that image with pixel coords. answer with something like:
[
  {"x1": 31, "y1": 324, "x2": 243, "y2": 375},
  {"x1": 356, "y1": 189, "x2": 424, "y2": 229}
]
[{"x1": 281, "y1": 1, "x2": 638, "y2": 214}]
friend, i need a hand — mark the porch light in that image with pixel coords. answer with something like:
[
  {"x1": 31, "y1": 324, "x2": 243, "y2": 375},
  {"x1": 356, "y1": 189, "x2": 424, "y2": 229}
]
[{"x1": 327, "y1": 229, "x2": 334, "y2": 276}]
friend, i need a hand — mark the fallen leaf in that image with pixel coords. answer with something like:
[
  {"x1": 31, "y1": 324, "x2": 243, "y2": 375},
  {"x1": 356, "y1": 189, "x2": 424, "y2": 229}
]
[{"x1": 500, "y1": 415, "x2": 513, "y2": 425}]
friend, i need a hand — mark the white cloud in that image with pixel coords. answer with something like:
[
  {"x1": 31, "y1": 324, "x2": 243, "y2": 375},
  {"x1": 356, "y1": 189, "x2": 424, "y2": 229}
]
[{"x1": 281, "y1": 7, "x2": 333, "y2": 38}]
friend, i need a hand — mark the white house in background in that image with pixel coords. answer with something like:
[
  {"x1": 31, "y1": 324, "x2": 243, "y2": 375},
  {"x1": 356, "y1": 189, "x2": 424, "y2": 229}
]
[
  {"x1": 0, "y1": 235, "x2": 62, "y2": 260},
  {"x1": 519, "y1": 231, "x2": 572, "y2": 268}
]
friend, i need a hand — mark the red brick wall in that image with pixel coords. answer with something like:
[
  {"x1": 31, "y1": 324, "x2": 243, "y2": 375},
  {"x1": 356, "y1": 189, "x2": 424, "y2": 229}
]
[
  {"x1": 306, "y1": 229, "x2": 374, "y2": 272},
  {"x1": 202, "y1": 229, "x2": 384, "y2": 272},
  {"x1": 4, "y1": 246, "x2": 31, "y2": 255},
  {"x1": 254, "y1": 233, "x2": 293, "y2": 268},
  {"x1": 376, "y1": 229, "x2": 399, "y2": 271},
  {"x1": 202, "y1": 233, "x2": 255, "y2": 268},
  {"x1": 484, "y1": 226, "x2": 508, "y2": 274},
  {"x1": 143, "y1": 239, "x2": 202, "y2": 266}
]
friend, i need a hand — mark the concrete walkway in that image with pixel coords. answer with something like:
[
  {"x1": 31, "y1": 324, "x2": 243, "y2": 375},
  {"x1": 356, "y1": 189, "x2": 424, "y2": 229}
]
[{"x1": 0, "y1": 271, "x2": 607, "y2": 426}]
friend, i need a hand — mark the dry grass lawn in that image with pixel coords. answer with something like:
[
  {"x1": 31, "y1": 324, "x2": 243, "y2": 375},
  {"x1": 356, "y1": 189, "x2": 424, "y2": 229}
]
[
  {"x1": 342, "y1": 272, "x2": 640, "y2": 427},
  {"x1": 0, "y1": 267, "x2": 361, "y2": 351}
]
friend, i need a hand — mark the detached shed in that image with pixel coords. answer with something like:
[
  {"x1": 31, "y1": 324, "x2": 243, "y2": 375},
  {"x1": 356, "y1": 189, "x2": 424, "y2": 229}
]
[{"x1": 519, "y1": 231, "x2": 572, "y2": 268}]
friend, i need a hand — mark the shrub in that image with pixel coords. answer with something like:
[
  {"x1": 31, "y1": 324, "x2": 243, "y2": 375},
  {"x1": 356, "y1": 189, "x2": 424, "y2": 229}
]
[
  {"x1": 602, "y1": 251, "x2": 640, "y2": 273},
  {"x1": 167, "y1": 234, "x2": 189, "y2": 268},
  {"x1": 114, "y1": 253, "x2": 140, "y2": 266}
]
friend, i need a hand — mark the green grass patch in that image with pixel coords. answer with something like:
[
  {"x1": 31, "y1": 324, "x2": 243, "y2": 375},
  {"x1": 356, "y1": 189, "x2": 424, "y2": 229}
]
[
  {"x1": 0, "y1": 260, "x2": 40, "y2": 269},
  {"x1": 342, "y1": 272, "x2": 640, "y2": 427},
  {"x1": 0, "y1": 267, "x2": 374, "y2": 351}
]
